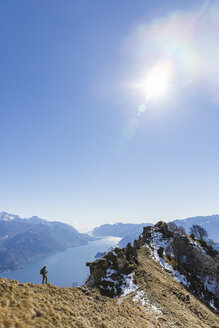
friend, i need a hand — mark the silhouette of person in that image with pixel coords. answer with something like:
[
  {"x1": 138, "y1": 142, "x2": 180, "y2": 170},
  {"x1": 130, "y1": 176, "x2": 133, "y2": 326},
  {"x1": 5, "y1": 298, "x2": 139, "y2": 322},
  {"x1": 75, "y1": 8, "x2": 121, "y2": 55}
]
[{"x1": 40, "y1": 265, "x2": 48, "y2": 284}]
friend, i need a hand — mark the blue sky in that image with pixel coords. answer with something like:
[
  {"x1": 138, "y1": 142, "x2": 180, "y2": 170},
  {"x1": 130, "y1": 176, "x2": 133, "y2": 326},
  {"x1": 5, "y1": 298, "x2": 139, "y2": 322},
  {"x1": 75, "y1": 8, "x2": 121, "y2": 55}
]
[{"x1": 1, "y1": 0, "x2": 219, "y2": 231}]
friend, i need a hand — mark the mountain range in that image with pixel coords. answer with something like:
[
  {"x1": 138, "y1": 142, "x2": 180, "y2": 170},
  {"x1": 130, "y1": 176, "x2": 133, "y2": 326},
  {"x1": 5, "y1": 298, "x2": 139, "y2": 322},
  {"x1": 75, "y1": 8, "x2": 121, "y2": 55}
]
[
  {"x1": 1, "y1": 220, "x2": 218, "y2": 327},
  {"x1": 91, "y1": 214, "x2": 219, "y2": 247},
  {"x1": 1, "y1": 212, "x2": 218, "y2": 274},
  {"x1": 0, "y1": 212, "x2": 94, "y2": 273},
  {"x1": 92, "y1": 222, "x2": 152, "y2": 247}
]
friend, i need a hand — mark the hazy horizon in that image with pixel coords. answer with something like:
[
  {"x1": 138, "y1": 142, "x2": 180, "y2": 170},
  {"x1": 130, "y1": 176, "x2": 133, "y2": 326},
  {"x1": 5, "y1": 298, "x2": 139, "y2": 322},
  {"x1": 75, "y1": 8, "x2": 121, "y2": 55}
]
[
  {"x1": 1, "y1": 1, "x2": 219, "y2": 230},
  {"x1": 1, "y1": 210, "x2": 218, "y2": 233}
]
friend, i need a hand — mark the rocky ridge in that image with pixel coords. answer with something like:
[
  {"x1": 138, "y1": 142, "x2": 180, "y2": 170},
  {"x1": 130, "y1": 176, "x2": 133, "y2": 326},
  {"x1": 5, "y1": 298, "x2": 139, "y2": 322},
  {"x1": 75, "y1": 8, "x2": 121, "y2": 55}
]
[
  {"x1": 86, "y1": 241, "x2": 139, "y2": 297},
  {"x1": 86, "y1": 221, "x2": 219, "y2": 310},
  {"x1": 0, "y1": 221, "x2": 219, "y2": 328}
]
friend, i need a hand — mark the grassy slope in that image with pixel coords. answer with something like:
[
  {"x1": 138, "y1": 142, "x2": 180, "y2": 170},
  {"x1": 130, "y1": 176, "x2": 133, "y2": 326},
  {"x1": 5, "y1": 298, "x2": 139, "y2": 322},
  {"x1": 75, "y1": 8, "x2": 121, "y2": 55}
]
[{"x1": 0, "y1": 247, "x2": 218, "y2": 328}]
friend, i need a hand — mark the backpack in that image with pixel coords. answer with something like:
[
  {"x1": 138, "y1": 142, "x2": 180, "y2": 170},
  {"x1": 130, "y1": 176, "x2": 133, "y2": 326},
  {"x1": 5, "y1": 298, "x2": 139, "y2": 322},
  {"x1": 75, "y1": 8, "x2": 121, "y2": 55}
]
[{"x1": 40, "y1": 268, "x2": 44, "y2": 275}]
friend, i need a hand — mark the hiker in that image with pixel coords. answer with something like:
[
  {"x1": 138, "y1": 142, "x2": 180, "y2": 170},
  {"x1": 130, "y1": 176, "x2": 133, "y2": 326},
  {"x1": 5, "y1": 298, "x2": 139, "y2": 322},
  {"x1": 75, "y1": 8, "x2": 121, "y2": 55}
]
[{"x1": 40, "y1": 265, "x2": 48, "y2": 284}]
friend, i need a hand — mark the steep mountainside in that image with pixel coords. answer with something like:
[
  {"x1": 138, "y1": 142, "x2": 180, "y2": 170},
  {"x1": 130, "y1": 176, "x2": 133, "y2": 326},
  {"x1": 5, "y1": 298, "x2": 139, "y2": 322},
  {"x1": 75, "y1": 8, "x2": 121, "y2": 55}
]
[
  {"x1": 173, "y1": 215, "x2": 219, "y2": 242},
  {"x1": 87, "y1": 222, "x2": 219, "y2": 311},
  {"x1": 0, "y1": 212, "x2": 94, "y2": 273},
  {"x1": 0, "y1": 223, "x2": 218, "y2": 327}
]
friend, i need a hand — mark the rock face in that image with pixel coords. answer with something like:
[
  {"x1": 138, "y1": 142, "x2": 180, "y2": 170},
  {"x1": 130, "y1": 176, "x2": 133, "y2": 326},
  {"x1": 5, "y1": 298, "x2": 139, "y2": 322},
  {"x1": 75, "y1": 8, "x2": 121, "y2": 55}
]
[
  {"x1": 86, "y1": 221, "x2": 219, "y2": 311},
  {"x1": 86, "y1": 242, "x2": 139, "y2": 297}
]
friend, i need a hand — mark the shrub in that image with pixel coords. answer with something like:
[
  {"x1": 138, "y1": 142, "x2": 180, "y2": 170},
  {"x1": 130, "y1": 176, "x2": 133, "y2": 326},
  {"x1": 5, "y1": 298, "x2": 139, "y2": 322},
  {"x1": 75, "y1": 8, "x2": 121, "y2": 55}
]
[{"x1": 189, "y1": 225, "x2": 208, "y2": 241}]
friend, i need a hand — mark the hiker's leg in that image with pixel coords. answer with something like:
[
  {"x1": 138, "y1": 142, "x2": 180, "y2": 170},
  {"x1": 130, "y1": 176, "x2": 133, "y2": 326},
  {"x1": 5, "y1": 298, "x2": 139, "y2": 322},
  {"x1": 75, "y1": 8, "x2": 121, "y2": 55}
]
[
  {"x1": 45, "y1": 276, "x2": 47, "y2": 284},
  {"x1": 42, "y1": 276, "x2": 44, "y2": 284}
]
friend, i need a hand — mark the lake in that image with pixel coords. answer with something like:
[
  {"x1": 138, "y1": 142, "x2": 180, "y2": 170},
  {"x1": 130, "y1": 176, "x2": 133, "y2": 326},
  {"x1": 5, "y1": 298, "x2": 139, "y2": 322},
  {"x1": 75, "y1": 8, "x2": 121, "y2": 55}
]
[{"x1": 1, "y1": 237, "x2": 120, "y2": 287}]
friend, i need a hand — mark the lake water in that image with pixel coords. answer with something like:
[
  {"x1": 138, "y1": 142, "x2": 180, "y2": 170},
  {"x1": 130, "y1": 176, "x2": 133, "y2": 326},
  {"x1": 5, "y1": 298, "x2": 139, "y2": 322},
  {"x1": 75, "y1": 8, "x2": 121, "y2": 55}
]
[{"x1": 1, "y1": 237, "x2": 120, "y2": 287}]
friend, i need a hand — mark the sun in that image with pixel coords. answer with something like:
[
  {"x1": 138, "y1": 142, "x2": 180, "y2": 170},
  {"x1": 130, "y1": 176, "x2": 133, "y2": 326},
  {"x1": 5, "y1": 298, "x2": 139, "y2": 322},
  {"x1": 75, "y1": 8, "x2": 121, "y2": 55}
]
[{"x1": 142, "y1": 62, "x2": 173, "y2": 100}]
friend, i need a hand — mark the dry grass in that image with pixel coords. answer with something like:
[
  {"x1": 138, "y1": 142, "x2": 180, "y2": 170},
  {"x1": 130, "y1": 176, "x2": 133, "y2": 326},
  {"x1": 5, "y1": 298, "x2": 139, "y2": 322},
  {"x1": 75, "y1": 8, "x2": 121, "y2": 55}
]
[
  {"x1": 0, "y1": 279, "x2": 161, "y2": 328},
  {"x1": 0, "y1": 248, "x2": 218, "y2": 327},
  {"x1": 134, "y1": 247, "x2": 219, "y2": 328}
]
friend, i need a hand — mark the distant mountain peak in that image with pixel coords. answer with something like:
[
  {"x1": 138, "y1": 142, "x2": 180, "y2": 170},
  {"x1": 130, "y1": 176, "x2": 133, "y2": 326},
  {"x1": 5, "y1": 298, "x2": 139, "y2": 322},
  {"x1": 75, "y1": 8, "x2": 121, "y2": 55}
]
[
  {"x1": 0, "y1": 212, "x2": 48, "y2": 224},
  {"x1": 0, "y1": 212, "x2": 19, "y2": 221},
  {"x1": 0, "y1": 211, "x2": 95, "y2": 273}
]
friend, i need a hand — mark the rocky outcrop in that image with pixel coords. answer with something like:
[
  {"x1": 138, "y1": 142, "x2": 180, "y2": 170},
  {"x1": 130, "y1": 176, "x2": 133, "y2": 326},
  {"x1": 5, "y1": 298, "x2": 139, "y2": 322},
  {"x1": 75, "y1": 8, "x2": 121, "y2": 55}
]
[
  {"x1": 138, "y1": 221, "x2": 219, "y2": 310},
  {"x1": 86, "y1": 220, "x2": 219, "y2": 311},
  {"x1": 86, "y1": 242, "x2": 139, "y2": 297}
]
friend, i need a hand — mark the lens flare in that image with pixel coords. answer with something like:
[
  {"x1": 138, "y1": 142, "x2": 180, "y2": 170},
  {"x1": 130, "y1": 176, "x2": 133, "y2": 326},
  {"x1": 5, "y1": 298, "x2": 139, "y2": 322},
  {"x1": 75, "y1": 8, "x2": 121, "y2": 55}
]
[
  {"x1": 125, "y1": 3, "x2": 219, "y2": 103},
  {"x1": 143, "y1": 62, "x2": 173, "y2": 100},
  {"x1": 135, "y1": 60, "x2": 174, "y2": 103}
]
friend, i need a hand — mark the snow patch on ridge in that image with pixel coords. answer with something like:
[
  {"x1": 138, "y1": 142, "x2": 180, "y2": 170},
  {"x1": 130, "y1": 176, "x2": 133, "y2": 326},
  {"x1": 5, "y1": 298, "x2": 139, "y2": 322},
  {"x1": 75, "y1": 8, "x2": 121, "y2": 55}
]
[
  {"x1": 146, "y1": 244, "x2": 191, "y2": 287},
  {"x1": 145, "y1": 230, "x2": 191, "y2": 288},
  {"x1": 209, "y1": 299, "x2": 217, "y2": 310},
  {"x1": 100, "y1": 269, "x2": 137, "y2": 297},
  {"x1": 133, "y1": 290, "x2": 162, "y2": 315},
  {"x1": 120, "y1": 273, "x2": 137, "y2": 296}
]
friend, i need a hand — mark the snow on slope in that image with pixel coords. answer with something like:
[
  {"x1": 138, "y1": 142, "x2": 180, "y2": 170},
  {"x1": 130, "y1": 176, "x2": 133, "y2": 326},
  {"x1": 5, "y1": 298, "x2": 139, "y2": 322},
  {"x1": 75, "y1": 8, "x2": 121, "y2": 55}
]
[
  {"x1": 99, "y1": 268, "x2": 137, "y2": 297},
  {"x1": 133, "y1": 290, "x2": 162, "y2": 315},
  {"x1": 0, "y1": 212, "x2": 17, "y2": 221},
  {"x1": 142, "y1": 224, "x2": 218, "y2": 306},
  {"x1": 144, "y1": 230, "x2": 191, "y2": 288}
]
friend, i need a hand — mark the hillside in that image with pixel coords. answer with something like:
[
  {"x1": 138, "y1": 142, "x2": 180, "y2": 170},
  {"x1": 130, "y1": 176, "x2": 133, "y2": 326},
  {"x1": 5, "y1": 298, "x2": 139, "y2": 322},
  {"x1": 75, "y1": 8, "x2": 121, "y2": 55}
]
[
  {"x1": 87, "y1": 222, "x2": 218, "y2": 305},
  {"x1": 173, "y1": 215, "x2": 219, "y2": 242},
  {"x1": 0, "y1": 212, "x2": 94, "y2": 273},
  {"x1": 0, "y1": 222, "x2": 218, "y2": 328},
  {"x1": 0, "y1": 258, "x2": 218, "y2": 327}
]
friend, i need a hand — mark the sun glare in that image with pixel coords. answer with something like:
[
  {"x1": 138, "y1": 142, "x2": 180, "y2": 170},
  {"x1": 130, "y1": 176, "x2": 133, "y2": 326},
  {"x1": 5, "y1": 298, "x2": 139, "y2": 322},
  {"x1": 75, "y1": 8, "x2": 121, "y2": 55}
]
[{"x1": 142, "y1": 62, "x2": 173, "y2": 100}]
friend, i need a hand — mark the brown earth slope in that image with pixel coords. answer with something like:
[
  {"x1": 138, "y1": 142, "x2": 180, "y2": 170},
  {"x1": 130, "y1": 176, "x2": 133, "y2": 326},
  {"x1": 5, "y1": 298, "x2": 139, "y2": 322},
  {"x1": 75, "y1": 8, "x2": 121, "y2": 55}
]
[{"x1": 0, "y1": 246, "x2": 218, "y2": 328}]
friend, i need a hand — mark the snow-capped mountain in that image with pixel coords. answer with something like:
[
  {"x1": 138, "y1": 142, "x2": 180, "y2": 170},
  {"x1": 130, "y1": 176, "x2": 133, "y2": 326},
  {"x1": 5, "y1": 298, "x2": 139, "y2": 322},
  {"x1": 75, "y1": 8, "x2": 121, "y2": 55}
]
[
  {"x1": 0, "y1": 212, "x2": 20, "y2": 221},
  {"x1": 0, "y1": 212, "x2": 95, "y2": 273},
  {"x1": 0, "y1": 212, "x2": 49, "y2": 224}
]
